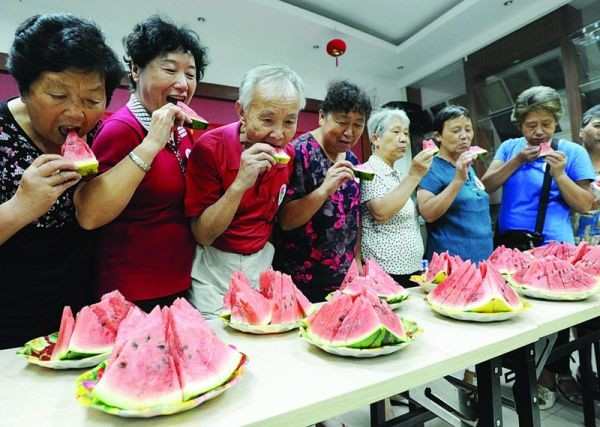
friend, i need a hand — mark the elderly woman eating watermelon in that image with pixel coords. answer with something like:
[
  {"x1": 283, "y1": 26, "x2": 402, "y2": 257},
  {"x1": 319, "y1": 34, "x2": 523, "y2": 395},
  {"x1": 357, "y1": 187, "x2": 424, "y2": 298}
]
[
  {"x1": 74, "y1": 16, "x2": 208, "y2": 313},
  {"x1": 184, "y1": 64, "x2": 305, "y2": 318},
  {"x1": 0, "y1": 14, "x2": 123, "y2": 348}
]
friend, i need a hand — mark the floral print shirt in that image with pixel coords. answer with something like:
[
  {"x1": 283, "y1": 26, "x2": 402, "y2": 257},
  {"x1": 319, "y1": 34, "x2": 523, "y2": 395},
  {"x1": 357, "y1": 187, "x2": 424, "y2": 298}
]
[{"x1": 273, "y1": 132, "x2": 361, "y2": 302}]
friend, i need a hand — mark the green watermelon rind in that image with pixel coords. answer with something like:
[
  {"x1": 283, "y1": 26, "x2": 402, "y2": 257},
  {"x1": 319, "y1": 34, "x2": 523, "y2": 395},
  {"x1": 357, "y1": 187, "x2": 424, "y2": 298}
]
[
  {"x1": 505, "y1": 276, "x2": 600, "y2": 301},
  {"x1": 17, "y1": 333, "x2": 110, "y2": 369},
  {"x1": 219, "y1": 311, "x2": 302, "y2": 334},
  {"x1": 300, "y1": 318, "x2": 420, "y2": 357},
  {"x1": 76, "y1": 354, "x2": 247, "y2": 418}
]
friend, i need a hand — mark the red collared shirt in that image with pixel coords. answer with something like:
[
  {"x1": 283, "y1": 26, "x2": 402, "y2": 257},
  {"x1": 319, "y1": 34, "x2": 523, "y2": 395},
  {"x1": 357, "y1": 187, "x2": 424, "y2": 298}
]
[{"x1": 185, "y1": 122, "x2": 294, "y2": 254}]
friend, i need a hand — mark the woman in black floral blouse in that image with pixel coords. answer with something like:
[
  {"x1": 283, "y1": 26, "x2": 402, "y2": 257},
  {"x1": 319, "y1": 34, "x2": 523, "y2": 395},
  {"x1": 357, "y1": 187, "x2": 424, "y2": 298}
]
[{"x1": 0, "y1": 14, "x2": 123, "y2": 348}]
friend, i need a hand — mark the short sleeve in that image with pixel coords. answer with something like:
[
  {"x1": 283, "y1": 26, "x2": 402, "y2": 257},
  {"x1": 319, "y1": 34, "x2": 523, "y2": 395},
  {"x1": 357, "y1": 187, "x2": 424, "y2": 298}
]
[
  {"x1": 184, "y1": 138, "x2": 222, "y2": 218},
  {"x1": 419, "y1": 165, "x2": 446, "y2": 195},
  {"x1": 283, "y1": 143, "x2": 308, "y2": 202},
  {"x1": 92, "y1": 119, "x2": 142, "y2": 174},
  {"x1": 361, "y1": 174, "x2": 387, "y2": 203},
  {"x1": 565, "y1": 143, "x2": 596, "y2": 182},
  {"x1": 493, "y1": 139, "x2": 513, "y2": 163}
]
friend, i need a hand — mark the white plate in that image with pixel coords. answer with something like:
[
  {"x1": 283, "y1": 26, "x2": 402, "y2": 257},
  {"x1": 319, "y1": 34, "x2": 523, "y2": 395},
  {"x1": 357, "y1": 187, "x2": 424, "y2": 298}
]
[
  {"x1": 220, "y1": 315, "x2": 301, "y2": 334},
  {"x1": 428, "y1": 303, "x2": 524, "y2": 322},
  {"x1": 76, "y1": 354, "x2": 246, "y2": 418},
  {"x1": 17, "y1": 334, "x2": 111, "y2": 370},
  {"x1": 514, "y1": 286, "x2": 599, "y2": 301},
  {"x1": 23, "y1": 352, "x2": 110, "y2": 369},
  {"x1": 299, "y1": 318, "x2": 420, "y2": 358}
]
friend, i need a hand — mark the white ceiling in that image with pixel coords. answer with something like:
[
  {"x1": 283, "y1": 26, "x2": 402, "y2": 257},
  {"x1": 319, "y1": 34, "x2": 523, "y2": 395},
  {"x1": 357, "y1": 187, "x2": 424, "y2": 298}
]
[{"x1": 0, "y1": 0, "x2": 572, "y2": 105}]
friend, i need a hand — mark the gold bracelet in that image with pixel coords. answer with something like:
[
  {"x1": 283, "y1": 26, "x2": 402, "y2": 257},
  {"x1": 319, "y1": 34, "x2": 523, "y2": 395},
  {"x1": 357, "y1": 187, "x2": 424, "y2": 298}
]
[{"x1": 128, "y1": 151, "x2": 151, "y2": 173}]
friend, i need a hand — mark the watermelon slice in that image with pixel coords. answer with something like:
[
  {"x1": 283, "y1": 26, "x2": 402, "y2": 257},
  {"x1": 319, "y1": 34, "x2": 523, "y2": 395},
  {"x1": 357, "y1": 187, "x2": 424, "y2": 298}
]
[
  {"x1": 305, "y1": 289, "x2": 407, "y2": 348},
  {"x1": 272, "y1": 149, "x2": 291, "y2": 165},
  {"x1": 530, "y1": 242, "x2": 577, "y2": 261},
  {"x1": 92, "y1": 307, "x2": 183, "y2": 410},
  {"x1": 538, "y1": 142, "x2": 554, "y2": 157},
  {"x1": 507, "y1": 255, "x2": 600, "y2": 300},
  {"x1": 488, "y1": 245, "x2": 533, "y2": 276},
  {"x1": 167, "y1": 96, "x2": 209, "y2": 130},
  {"x1": 352, "y1": 164, "x2": 375, "y2": 181},
  {"x1": 468, "y1": 146, "x2": 488, "y2": 157},
  {"x1": 168, "y1": 299, "x2": 243, "y2": 400},
  {"x1": 68, "y1": 291, "x2": 134, "y2": 357},
  {"x1": 223, "y1": 269, "x2": 312, "y2": 330},
  {"x1": 575, "y1": 246, "x2": 600, "y2": 277},
  {"x1": 61, "y1": 131, "x2": 98, "y2": 176},
  {"x1": 50, "y1": 306, "x2": 75, "y2": 361},
  {"x1": 339, "y1": 259, "x2": 407, "y2": 304},
  {"x1": 422, "y1": 139, "x2": 439, "y2": 154},
  {"x1": 427, "y1": 261, "x2": 524, "y2": 315}
]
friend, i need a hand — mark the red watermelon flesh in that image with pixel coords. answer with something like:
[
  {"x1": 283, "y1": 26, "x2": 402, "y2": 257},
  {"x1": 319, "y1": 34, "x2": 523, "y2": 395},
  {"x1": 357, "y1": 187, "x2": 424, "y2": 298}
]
[
  {"x1": 538, "y1": 142, "x2": 554, "y2": 156},
  {"x1": 429, "y1": 261, "x2": 475, "y2": 306},
  {"x1": 422, "y1": 139, "x2": 439, "y2": 154},
  {"x1": 438, "y1": 262, "x2": 479, "y2": 308},
  {"x1": 61, "y1": 131, "x2": 98, "y2": 176},
  {"x1": 575, "y1": 247, "x2": 600, "y2": 276},
  {"x1": 51, "y1": 306, "x2": 75, "y2": 360},
  {"x1": 168, "y1": 299, "x2": 242, "y2": 400},
  {"x1": 305, "y1": 293, "x2": 354, "y2": 345},
  {"x1": 364, "y1": 259, "x2": 408, "y2": 302},
  {"x1": 168, "y1": 98, "x2": 209, "y2": 130},
  {"x1": 569, "y1": 242, "x2": 592, "y2": 265},
  {"x1": 258, "y1": 270, "x2": 298, "y2": 324},
  {"x1": 294, "y1": 284, "x2": 313, "y2": 317},
  {"x1": 488, "y1": 245, "x2": 532, "y2": 275},
  {"x1": 340, "y1": 258, "x2": 361, "y2": 288},
  {"x1": 530, "y1": 242, "x2": 577, "y2": 260},
  {"x1": 92, "y1": 307, "x2": 183, "y2": 410},
  {"x1": 109, "y1": 306, "x2": 147, "y2": 364},
  {"x1": 227, "y1": 272, "x2": 272, "y2": 325}
]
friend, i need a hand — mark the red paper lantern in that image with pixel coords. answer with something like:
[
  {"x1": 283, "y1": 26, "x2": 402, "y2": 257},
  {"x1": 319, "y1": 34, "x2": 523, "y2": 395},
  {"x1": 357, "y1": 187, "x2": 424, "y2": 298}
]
[{"x1": 326, "y1": 38, "x2": 347, "y2": 67}]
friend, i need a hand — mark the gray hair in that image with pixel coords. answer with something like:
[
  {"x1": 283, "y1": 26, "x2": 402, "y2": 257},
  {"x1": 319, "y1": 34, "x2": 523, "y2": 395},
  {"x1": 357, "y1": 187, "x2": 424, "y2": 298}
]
[
  {"x1": 238, "y1": 64, "x2": 306, "y2": 111},
  {"x1": 582, "y1": 104, "x2": 600, "y2": 127},
  {"x1": 511, "y1": 85, "x2": 563, "y2": 125},
  {"x1": 367, "y1": 108, "x2": 410, "y2": 140}
]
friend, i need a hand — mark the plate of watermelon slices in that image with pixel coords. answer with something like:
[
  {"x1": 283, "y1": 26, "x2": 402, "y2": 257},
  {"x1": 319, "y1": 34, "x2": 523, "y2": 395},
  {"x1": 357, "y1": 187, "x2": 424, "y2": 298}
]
[
  {"x1": 76, "y1": 355, "x2": 247, "y2": 418},
  {"x1": 17, "y1": 333, "x2": 110, "y2": 369},
  {"x1": 428, "y1": 302, "x2": 530, "y2": 323},
  {"x1": 220, "y1": 313, "x2": 303, "y2": 334},
  {"x1": 300, "y1": 318, "x2": 421, "y2": 358}
]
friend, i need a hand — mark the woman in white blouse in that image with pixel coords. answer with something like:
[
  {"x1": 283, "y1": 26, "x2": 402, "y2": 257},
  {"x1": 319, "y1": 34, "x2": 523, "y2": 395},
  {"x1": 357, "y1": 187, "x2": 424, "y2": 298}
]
[{"x1": 360, "y1": 108, "x2": 434, "y2": 286}]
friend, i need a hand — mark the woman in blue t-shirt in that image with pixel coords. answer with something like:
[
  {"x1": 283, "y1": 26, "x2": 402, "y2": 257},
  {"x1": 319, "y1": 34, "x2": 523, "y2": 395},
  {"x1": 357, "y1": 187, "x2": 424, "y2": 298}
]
[
  {"x1": 481, "y1": 86, "x2": 595, "y2": 409},
  {"x1": 417, "y1": 105, "x2": 493, "y2": 262},
  {"x1": 482, "y1": 85, "x2": 595, "y2": 245}
]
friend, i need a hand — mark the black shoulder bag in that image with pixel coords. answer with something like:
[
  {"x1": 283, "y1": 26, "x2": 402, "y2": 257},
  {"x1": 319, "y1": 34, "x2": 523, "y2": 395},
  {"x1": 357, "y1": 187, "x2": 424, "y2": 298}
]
[{"x1": 494, "y1": 139, "x2": 558, "y2": 251}]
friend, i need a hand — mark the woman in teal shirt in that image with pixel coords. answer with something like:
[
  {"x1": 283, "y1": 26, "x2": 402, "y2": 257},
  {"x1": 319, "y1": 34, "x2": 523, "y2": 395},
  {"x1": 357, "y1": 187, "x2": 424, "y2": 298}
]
[{"x1": 417, "y1": 106, "x2": 492, "y2": 262}]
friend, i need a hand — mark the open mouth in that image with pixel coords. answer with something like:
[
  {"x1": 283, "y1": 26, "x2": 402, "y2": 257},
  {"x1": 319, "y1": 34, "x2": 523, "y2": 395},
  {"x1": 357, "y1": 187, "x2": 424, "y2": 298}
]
[
  {"x1": 58, "y1": 126, "x2": 81, "y2": 138},
  {"x1": 166, "y1": 95, "x2": 187, "y2": 104}
]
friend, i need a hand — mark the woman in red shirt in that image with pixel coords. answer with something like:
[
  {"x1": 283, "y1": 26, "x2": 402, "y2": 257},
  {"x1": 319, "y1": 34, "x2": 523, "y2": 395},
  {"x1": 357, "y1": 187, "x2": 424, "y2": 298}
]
[{"x1": 75, "y1": 16, "x2": 208, "y2": 311}]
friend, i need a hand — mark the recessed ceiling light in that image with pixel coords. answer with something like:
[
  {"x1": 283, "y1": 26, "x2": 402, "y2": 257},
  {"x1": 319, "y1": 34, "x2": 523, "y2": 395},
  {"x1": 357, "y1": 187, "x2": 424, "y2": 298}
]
[
  {"x1": 503, "y1": 0, "x2": 513, "y2": 6},
  {"x1": 197, "y1": 17, "x2": 206, "y2": 22}
]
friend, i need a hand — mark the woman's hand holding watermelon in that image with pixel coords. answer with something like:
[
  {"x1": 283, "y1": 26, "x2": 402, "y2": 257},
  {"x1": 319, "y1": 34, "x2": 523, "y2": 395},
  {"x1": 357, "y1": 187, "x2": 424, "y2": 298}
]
[
  {"x1": 318, "y1": 161, "x2": 355, "y2": 197},
  {"x1": 13, "y1": 154, "x2": 81, "y2": 222},
  {"x1": 454, "y1": 151, "x2": 474, "y2": 183},
  {"x1": 544, "y1": 150, "x2": 567, "y2": 178},
  {"x1": 144, "y1": 103, "x2": 189, "y2": 154},
  {"x1": 518, "y1": 144, "x2": 541, "y2": 163},
  {"x1": 408, "y1": 149, "x2": 434, "y2": 179}
]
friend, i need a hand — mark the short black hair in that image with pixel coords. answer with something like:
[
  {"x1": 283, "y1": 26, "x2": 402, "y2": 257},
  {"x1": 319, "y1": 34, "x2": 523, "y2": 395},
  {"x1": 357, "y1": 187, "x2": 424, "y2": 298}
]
[
  {"x1": 321, "y1": 80, "x2": 372, "y2": 119},
  {"x1": 7, "y1": 13, "x2": 123, "y2": 104},
  {"x1": 433, "y1": 105, "x2": 471, "y2": 133},
  {"x1": 582, "y1": 105, "x2": 600, "y2": 127},
  {"x1": 124, "y1": 15, "x2": 208, "y2": 89}
]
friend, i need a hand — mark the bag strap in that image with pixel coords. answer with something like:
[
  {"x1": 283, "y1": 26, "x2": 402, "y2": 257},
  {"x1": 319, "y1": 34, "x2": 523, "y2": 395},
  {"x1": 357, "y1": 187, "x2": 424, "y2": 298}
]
[{"x1": 534, "y1": 138, "x2": 558, "y2": 234}]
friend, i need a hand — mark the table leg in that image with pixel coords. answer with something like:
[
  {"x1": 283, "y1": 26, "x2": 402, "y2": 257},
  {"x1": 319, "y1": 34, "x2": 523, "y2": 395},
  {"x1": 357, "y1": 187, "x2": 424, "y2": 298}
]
[
  {"x1": 510, "y1": 344, "x2": 541, "y2": 427},
  {"x1": 371, "y1": 399, "x2": 386, "y2": 427},
  {"x1": 476, "y1": 357, "x2": 503, "y2": 427},
  {"x1": 579, "y1": 341, "x2": 597, "y2": 427}
]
